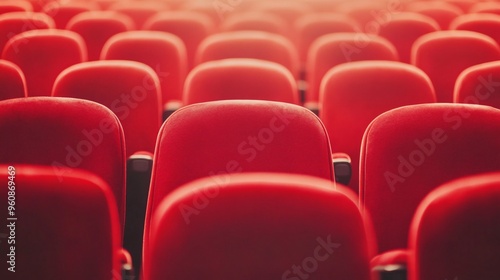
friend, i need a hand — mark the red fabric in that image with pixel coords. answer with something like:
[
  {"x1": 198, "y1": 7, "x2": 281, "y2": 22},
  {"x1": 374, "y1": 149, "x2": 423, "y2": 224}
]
[
  {"x1": 0, "y1": 60, "x2": 26, "y2": 100},
  {"x1": 0, "y1": 12, "x2": 54, "y2": 52},
  {"x1": 43, "y1": 2, "x2": 98, "y2": 29},
  {"x1": 219, "y1": 12, "x2": 290, "y2": 42},
  {"x1": 108, "y1": 2, "x2": 170, "y2": 29},
  {"x1": 454, "y1": 61, "x2": 500, "y2": 108},
  {"x1": 405, "y1": 2, "x2": 463, "y2": 30},
  {"x1": 451, "y1": 13, "x2": 500, "y2": 46}
]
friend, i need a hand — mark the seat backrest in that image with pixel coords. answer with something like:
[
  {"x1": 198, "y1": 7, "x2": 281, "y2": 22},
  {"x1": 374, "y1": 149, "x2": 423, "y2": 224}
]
[
  {"x1": 320, "y1": 61, "x2": 436, "y2": 192},
  {"x1": 0, "y1": 97, "x2": 126, "y2": 228},
  {"x1": 335, "y1": 1, "x2": 386, "y2": 27},
  {"x1": 143, "y1": 11, "x2": 215, "y2": 70},
  {"x1": 306, "y1": 32, "x2": 398, "y2": 103},
  {"x1": 454, "y1": 61, "x2": 500, "y2": 108},
  {"x1": 360, "y1": 103, "x2": 500, "y2": 253},
  {"x1": 2, "y1": 29, "x2": 86, "y2": 96},
  {"x1": 101, "y1": 31, "x2": 187, "y2": 105},
  {"x1": 469, "y1": 2, "x2": 500, "y2": 15},
  {"x1": 409, "y1": 172, "x2": 500, "y2": 280},
  {"x1": 0, "y1": 59, "x2": 26, "y2": 100},
  {"x1": 412, "y1": 30, "x2": 500, "y2": 102},
  {"x1": 0, "y1": 11, "x2": 54, "y2": 52},
  {"x1": 42, "y1": 1, "x2": 99, "y2": 29},
  {"x1": 196, "y1": 31, "x2": 299, "y2": 78},
  {"x1": 108, "y1": 1, "x2": 170, "y2": 28},
  {"x1": 53, "y1": 60, "x2": 162, "y2": 157},
  {"x1": 450, "y1": 13, "x2": 500, "y2": 46},
  {"x1": 184, "y1": 58, "x2": 298, "y2": 105},
  {"x1": 378, "y1": 12, "x2": 440, "y2": 63},
  {"x1": 219, "y1": 12, "x2": 290, "y2": 40},
  {"x1": 66, "y1": 11, "x2": 134, "y2": 60},
  {"x1": 0, "y1": 164, "x2": 121, "y2": 280},
  {"x1": 0, "y1": 1, "x2": 32, "y2": 14},
  {"x1": 144, "y1": 172, "x2": 375, "y2": 280},
  {"x1": 405, "y1": 1, "x2": 463, "y2": 29}
]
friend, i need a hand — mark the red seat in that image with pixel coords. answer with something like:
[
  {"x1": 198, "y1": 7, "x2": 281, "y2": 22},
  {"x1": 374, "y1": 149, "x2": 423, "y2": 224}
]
[
  {"x1": 360, "y1": 103, "x2": 500, "y2": 255},
  {"x1": 143, "y1": 11, "x2": 215, "y2": 70},
  {"x1": 412, "y1": 30, "x2": 500, "y2": 102},
  {"x1": 443, "y1": 0, "x2": 476, "y2": 12},
  {"x1": 0, "y1": 97, "x2": 126, "y2": 229},
  {"x1": 0, "y1": 12, "x2": 54, "y2": 53},
  {"x1": 196, "y1": 31, "x2": 299, "y2": 79},
  {"x1": 405, "y1": 1, "x2": 463, "y2": 30},
  {"x1": 219, "y1": 12, "x2": 290, "y2": 40},
  {"x1": 454, "y1": 61, "x2": 500, "y2": 109},
  {"x1": 378, "y1": 12, "x2": 440, "y2": 63},
  {"x1": 143, "y1": 172, "x2": 375, "y2": 280},
  {"x1": 320, "y1": 61, "x2": 436, "y2": 192},
  {"x1": 184, "y1": 58, "x2": 298, "y2": 105},
  {"x1": 450, "y1": 13, "x2": 500, "y2": 46},
  {"x1": 0, "y1": 1, "x2": 32, "y2": 14},
  {"x1": 53, "y1": 60, "x2": 162, "y2": 157},
  {"x1": 66, "y1": 11, "x2": 134, "y2": 60},
  {"x1": 409, "y1": 172, "x2": 500, "y2": 280},
  {"x1": 0, "y1": 59, "x2": 26, "y2": 100},
  {"x1": 2, "y1": 29, "x2": 86, "y2": 96},
  {"x1": 469, "y1": 2, "x2": 500, "y2": 16},
  {"x1": 42, "y1": 1, "x2": 99, "y2": 29},
  {"x1": 0, "y1": 165, "x2": 122, "y2": 280},
  {"x1": 306, "y1": 33, "x2": 398, "y2": 105},
  {"x1": 101, "y1": 31, "x2": 187, "y2": 107},
  {"x1": 108, "y1": 1, "x2": 170, "y2": 28}
]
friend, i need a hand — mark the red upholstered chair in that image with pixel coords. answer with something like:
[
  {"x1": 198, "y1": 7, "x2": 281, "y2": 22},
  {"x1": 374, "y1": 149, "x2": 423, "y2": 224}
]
[
  {"x1": 143, "y1": 11, "x2": 215, "y2": 70},
  {"x1": 195, "y1": 31, "x2": 299, "y2": 79},
  {"x1": 42, "y1": 1, "x2": 99, "y2": 29},
  {"x1": 219, "y1": 12, "x2": 290, "y2": 40},
  {"x1": 101, "y1": 31, "x2": 187, "y2": 110},
  {"x1": 412, "y1": 30, "x2": 500, "y2": 103},
  {"x1": 2, "y1": 29, "x2": 86, "y2": 96},
  {"x1": 405, "y1": 1, "x2": 463, "y2": 30},
  {"x1": 320, "y1": 61, "x2": 436, "y2": 192},
  {"x1": 66, "y1": 11, "x2": 134, "y2": 60},
  {"x1": 0, "y1": 97, "x2": 126, "y2": 229},
  {"x1": 295, "y1": 13, "x2": 359, "y2": 65},
  {"x1": 0, "y1": 12, "x2": 54, "y2": 53},
  {"x1": 469, "y1": 2, "x2": 500, "y2": 15},
  {"x1": 144, "y1": 100, "x2": 335, "y2": 248},
  {"x1": 306, "y1": 33, "x2": 398, "y2": 107},
  {"x1": 0, "y1": 59, "x2": 26, "y2": 100},
  {"x1": 378, "y1": 12, "x2": 440, "y2": 63},
  {"x1": 408, "y1": 172, "x2": 500, "y2": 280},
  {"x1": 454, "y1": 61, "x2": 500, "y2": 109},
  {"x1": 360, "y1": 103, "x2": 500, "y2": 267},
  {"x1": 0, "y1": 165, "x2": 122, "y2": 280},
  {"x1": 0, "y1": 1, "x2": 32, "y2": 14},
  {"x1": 108, "y1": 1, "x2": 169, "y2": 28},
  {"x1": 143, "y1": 173, "x2": 376, "y2": 280},
  {"x1": 450, "y1": 13, "x2": 500, "y2": 46},
  {"x1": 183, "y1": 58, "x2": 298, "y2": 105}
]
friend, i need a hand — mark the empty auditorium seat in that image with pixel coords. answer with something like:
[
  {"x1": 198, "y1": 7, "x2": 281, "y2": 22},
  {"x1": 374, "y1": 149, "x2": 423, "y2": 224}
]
[
  {"x1": 66, "y1": 11, "x2": 134, "y2": 60},
  {"x1": 42, "y1": 1, "x2": 99, "y2": 29},
  {"x1": 295, "y1": 13, "x2": 359, "y2": 64},
  {"x1": 0, "y1": 59, "x2": 26, "y2": 100},
  {"x1": 143, "y1": 11, "x2": 215, "y2": 70},
  {"x1": 360, "y1": 103, "x2": 500, "y2": 256},
  {"x1": 320, "y1": 61, "x2": 436, "y2": 192},
  {"x1": 196, "y1": 31, "x2": 300, "y2": 78},
  {"x1": 408, "y1": 172, "x2": 500, "y2": 280},
  {"x1": 469, "y1": 2, "x2": 500, "y2": 15},
  {"x1": 0, "y1": 164, "x2": 122, "y2": 280},
  {"x1": 143, "y1": 172, "x2": 376, "y2": 280},
  {"x1": 2, "y1": 29, "x2": 86, "y2": 96},
  {"x1": 406, "y1": 1, "x2": 463, "y2": 30},
  {"x1": 219, "y1": 12, "x2": 290, "y2": 40},
  {"x1": 306, "y1": 33, "x2": 398, "y2": 107},
  {"x1": 412, "y1": 30, "x2": 500, "y2": 103},
  {"x1": 101, "y1": 31, "x2": 187, "y2": 109},
  {"x1": 454, "y1": 61, "x2": 500, "y2": 108},
  {"x1": 450, "y1": 13, "x2": 500, "y2": 46},
  {"x1": 108, "y1": 1, "x2": 169, "y2": 28},
  {"x1": 183, "y1": 58, "x2": 298, "y2": 105},
  {"x1": 378, "y1": 12, "x2": 440, "y2": 63},
  {"x1": 0, "y1": 1, "x2": 32, "y2": 14},
  {"x1": 0, "y1": 97, "x2": 126, "y2": 237},
  {"x1": 0, "y1": 12, "x2": 54, "y2": 53}
]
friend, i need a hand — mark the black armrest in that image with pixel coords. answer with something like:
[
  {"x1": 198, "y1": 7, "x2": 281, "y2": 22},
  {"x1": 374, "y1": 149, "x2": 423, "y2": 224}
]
[{"x1": 332, "y1": 153, "x2": 352, "y2": 186}]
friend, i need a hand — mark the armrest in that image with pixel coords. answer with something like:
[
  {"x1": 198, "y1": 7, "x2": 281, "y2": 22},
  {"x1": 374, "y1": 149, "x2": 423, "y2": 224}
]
[
  {"x1": 371, "y1": 249, "x2": 409, "y2": 280},
  {"x1": 332, "y1": 153, "x2": 352, "y2": 186},
  {"x1": 304, "y1": 101, "x2": 319, "y2": 116},
  {"x1": 119, "y1": 248, "x2": 135, "y2": 280},
  {"x1": 163, "y1": 100, "x2": 183, "y2": 121}
]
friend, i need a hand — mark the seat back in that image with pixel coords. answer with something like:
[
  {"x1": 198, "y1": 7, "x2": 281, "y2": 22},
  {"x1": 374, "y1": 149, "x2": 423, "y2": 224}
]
[
  {"x1": 0, "y1": 1, "x2": 32, "y2": 14},
  {"x1": 2, "y1": 29, "x2": 86, "y2": 96},
  {"x1": 184, "y1": 58, "x2": 298, "y2": 105},
  {"x1": 306, "y1": 33, "x2": 398, "y2": 103},
  {"x1": 470, "y1": 2, "x2": 500, "y2": 15},
  {"x1": 219, "y1": 12, "x2": 289, "y2": 40},
  {"x1": 454, "y1": 61, "x2": 500, "y2": 108},
  {"x1": 144, "y1": 173, "x2": 375, "y2": 280},
  {"x1": 42, "y1": 1, "x2": 99, "y2": 29},
  {"x1": 360, "y1": 103, "x2": 500, "y2": 253},
  {"x1": 101, "y1": 31, "x2": 187, "y2": 105},
  {"x1": 412, "y1": 30, "x2": 500, "y2": 102},
  {"x1": 0, "y1": 59, "x2": 26, "y2": 100},
  {"x1": 450, "y1": 13, "x2": 500, "y2": 46},
  {"x1": 0, "y1": 165, "x2": 121, "y2": 280},
  {"x1": 0, "y1": 97, "x2": 126, "y2": 227},
  {"x1": 320, "y1": 61, "x2": 436, "y2": 192},
  {"x1": 409, "y1": 172, "x2": 500, "y2": 280},
  {"x1": 0, "y1": 12, "x2": 54, "y2": 52},
  {"x1": 405, "y1": 1, "x2": 463, "y2": 29},
  {"x1": 108, "y1": 1, "x2": 169, "y2": 28},
  {"x1": 53, "y1": 60, "x2": 162, "y2": 157}
]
